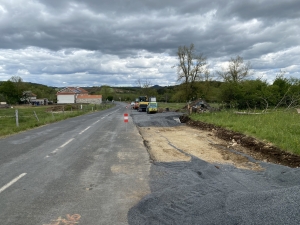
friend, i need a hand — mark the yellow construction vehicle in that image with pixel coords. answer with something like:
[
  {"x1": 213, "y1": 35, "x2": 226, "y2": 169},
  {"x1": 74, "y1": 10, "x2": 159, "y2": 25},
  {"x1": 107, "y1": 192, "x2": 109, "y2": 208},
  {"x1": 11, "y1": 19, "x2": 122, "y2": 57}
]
[{"x1": 136, "y1": 96, "x2": 157, "y2": 112}]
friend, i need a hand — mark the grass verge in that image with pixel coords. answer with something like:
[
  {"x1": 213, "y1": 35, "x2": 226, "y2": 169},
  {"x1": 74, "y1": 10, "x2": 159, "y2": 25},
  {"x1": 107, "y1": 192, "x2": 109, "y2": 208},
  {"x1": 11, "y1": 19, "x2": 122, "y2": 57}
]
[
  {"x1": 190, "y1": 109, "x2": 300, "y2": 155},
  {"x1": 0, "y1": 103, "x2": 114, "y2": 138},
  {"x1": 157, "y1": 102, "x2": 187, "y2": 111}
]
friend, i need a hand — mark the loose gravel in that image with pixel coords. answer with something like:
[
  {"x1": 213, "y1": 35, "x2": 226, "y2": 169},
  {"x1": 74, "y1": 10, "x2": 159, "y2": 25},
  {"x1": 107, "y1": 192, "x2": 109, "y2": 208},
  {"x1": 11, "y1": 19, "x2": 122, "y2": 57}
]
[{"x1": 128, "y1": 110, "x2": 300, "y2": 225}]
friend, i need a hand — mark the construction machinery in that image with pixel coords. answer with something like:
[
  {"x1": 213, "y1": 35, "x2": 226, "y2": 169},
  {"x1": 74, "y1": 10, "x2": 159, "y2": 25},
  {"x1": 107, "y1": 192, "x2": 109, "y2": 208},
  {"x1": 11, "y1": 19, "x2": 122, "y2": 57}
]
[
  {"x1": 146, "y1": 102, "x2": 158, "y2": 114},
  {"x1": 137, "y1": 96, "x2": 149, "y2": 112},
  {"x1": 135, "y1": 96, "x2": 157, "y2": 112}
]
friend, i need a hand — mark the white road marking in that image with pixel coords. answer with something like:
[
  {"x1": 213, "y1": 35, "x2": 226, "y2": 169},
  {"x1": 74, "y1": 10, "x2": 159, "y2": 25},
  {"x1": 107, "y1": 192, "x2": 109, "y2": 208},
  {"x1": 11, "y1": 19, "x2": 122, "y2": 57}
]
[
  {"x1": 92, "y1": 120, "x2": 100, "y2": 125},
  {"x1": 45, "y1": 138, "x2": 75, "y2": 158},
  {"x1": 60, "y1": 138, "x2": 75, "y2": 147},
  {"x1": 45, "y1": 109, "x2": 119, "y2": 158},
  {"x1": 79, "y1": 126, "x2": 91, "y2": 135},
  {"x1": 0, "y1": 173, "x2": 27, "y2": 194}
]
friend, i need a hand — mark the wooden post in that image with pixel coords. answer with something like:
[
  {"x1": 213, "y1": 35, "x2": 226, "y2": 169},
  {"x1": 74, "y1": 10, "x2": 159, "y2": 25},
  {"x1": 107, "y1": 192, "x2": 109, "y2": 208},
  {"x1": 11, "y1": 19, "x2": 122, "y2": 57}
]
[
  {"x1": 33, "y1": 111, "x2": 39, "y2": 122},
  {"x1": 15, "y1": 109, "x2": 19, "y2": 127}
]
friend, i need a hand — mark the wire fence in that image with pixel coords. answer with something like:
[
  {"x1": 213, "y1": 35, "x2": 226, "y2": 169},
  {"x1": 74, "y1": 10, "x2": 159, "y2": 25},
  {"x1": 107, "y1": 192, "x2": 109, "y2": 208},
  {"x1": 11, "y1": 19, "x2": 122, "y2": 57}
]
[{"x1": 0, "y1": 103, "x2": 114, "y2": 129}]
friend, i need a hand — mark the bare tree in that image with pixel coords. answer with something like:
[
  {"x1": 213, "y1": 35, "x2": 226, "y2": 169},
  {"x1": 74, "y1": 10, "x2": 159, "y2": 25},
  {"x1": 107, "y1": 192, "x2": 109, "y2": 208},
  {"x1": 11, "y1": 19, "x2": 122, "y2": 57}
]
[
  {"x1": 135, "y1": 78, "x2": 152, "y2": 88},
  {"x1": 218, "y1": 56, "x2": 251, "y2": 83},
  {"x1": 135, "y1": 78, "x2": 156, "y2": 97},
  {"x1": 176, "y1": 43, "x2": 208, "y2": 100}
]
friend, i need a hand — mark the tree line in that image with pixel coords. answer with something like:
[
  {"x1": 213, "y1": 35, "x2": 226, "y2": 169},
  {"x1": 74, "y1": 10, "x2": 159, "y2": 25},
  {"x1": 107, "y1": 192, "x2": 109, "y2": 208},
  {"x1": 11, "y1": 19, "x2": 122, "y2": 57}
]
[
  {"x1": 0, "y1": 76, "x2": 58, "y2": 104},
  {"x1": 1, "y1": 44, "x2": 300, "y2": 110},
  {"x1": 174, "y1": 43, "x2": 300, "y2": 110}
]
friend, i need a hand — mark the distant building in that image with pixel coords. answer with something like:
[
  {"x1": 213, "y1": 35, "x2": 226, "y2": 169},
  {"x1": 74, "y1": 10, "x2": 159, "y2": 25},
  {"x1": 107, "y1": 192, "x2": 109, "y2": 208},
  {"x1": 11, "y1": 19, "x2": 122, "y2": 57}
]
[
  {"x1": 21, "y1": 91, "x2": 48, "y2": 105},
  {"x1": 21, "y1": 91, "x2": 37, "y2": 103},
  {"x1": 76, "y1": 95, "x2": 102, "y2": 104},
  {"x1": 56, "y1": 87, "x2": 88, "y2": 104},
  {"x1": 56, "y1": 87, "x2": 102, "y2": 104}
]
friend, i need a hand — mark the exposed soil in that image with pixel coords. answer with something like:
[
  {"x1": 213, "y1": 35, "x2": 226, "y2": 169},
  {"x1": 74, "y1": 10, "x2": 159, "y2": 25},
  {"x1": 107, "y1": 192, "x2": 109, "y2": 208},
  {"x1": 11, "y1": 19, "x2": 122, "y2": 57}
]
[
  {"x1": 139, "y1": 126, "x2": 264, "y2": 171},
  {"x1": 138, "y1": 115, "x2": 300, "y2": 169},
  {"x1": 182, "y1": 115, "x2": 300, "y2": 168}
]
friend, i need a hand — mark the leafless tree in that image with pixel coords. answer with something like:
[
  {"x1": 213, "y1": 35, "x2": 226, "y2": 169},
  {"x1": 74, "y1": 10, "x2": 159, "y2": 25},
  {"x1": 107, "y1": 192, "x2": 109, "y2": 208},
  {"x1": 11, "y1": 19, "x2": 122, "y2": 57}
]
[
  {"x1": 218, "y1": 56, "x2": 251, "y2": 83},
  {"x1": 176, "y1": 43, "x2": 209, "y2": 100},
  {"x1": 135, "y1": 78, "x2": 156, "y2": 97},
  {"x1": 135, "y1": 78, "x2": 152, "y2": 88}
]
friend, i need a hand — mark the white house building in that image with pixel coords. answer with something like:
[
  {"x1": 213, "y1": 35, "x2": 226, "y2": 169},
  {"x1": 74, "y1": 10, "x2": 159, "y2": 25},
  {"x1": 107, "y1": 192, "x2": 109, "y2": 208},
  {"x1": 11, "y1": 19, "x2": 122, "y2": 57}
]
[{"x1": 56, "y1": 87, "x2": 102, "y2": 104}]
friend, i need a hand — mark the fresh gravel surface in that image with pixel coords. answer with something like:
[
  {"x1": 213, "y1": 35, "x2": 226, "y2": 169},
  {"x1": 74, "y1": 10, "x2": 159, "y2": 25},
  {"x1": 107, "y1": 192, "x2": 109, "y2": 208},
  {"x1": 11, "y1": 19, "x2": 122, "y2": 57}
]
[{"x1": 128, "y1": 110, "x2": 300, "y2": 225}]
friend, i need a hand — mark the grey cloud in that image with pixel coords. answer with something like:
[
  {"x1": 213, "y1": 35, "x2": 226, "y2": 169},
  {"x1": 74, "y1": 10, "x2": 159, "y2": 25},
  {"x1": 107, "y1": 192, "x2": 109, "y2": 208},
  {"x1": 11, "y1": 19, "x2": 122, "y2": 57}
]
[{"x1": 0, "y1": 0, "x2": 299, "y2": 86}]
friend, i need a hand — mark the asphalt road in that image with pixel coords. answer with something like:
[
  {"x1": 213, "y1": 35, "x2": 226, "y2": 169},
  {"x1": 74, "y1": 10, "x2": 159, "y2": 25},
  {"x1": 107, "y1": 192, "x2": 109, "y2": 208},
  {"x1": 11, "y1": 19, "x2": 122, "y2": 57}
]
[
  {"x1": 2, "y1": 103, "x2": 300, "y2": 225},
  {"x1": 0, "y1": 102, "x2": 150, "y2": 225}
]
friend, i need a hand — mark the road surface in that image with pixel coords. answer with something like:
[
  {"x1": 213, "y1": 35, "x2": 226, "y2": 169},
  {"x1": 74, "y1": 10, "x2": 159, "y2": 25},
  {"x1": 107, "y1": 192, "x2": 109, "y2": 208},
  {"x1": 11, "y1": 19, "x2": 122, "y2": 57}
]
[
  {"x1": 0, "y1": 102, "x2": 149, "y2": 225},
  {"x1": 2, "y1": 103, "x2": 300, "y2": 225}
]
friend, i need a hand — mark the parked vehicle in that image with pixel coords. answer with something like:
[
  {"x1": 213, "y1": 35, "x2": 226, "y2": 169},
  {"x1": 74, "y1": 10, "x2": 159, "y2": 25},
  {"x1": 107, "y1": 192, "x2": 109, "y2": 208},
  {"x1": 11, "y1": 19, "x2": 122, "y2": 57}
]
[
  {"x1": 136, "y1": 96, "x2": 148, "y2": 112},
  {"x1": 147, "y1": 102, "x2": 158, "y2": 114},
  {"x1": 134, "y1": 96, "x2": 157, "y2": 112},
  {"x1": 130, "y1": 101, "x2": 135, "y2": 108}
]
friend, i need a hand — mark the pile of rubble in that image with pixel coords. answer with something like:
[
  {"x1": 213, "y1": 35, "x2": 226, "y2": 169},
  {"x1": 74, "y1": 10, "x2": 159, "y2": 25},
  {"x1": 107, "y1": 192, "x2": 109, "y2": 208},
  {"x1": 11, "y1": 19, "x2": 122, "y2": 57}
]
[{"x1": 186, "y1": 99, "x2": 219, "y2": 113}]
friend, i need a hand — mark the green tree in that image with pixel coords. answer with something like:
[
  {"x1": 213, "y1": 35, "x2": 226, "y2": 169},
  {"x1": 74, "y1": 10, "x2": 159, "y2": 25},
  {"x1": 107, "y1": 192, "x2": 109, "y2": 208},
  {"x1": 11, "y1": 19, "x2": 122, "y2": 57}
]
[
  {"x1": 238, "y1": 79, "x2": 268, "y2": 109},
  {"x1": 0, "y1": 80, "x2": 19, "y2": 104},
  {"x1": 219, "y1": 82, "x2": 242, "y2": 108},
  {"x1": 170, "y1": 88, "x2": 186, "y2": 102},
  {"x1": 9, "y1": 76, "x2": 26, "y2": 96},
  {"x1": 100, "y1": 85, "x2": 113, "y2": 101}
]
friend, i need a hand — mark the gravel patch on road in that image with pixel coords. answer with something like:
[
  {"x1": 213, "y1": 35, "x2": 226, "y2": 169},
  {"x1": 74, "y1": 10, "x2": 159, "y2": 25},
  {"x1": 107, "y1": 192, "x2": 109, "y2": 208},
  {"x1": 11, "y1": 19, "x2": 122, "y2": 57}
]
[
  {"x1": 128, "y1": 110, "x2": 300, "y2": 224},
  {"x1": 131, "y1": 111, "x2": 184, "y2": 127}
]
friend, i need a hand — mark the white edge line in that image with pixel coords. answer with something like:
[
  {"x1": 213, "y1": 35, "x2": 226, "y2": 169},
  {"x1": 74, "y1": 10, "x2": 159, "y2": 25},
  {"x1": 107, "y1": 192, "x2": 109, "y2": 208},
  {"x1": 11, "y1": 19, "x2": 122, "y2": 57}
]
[{"x1": 0, "y1": 173, "x2": 27, "y2": 194}]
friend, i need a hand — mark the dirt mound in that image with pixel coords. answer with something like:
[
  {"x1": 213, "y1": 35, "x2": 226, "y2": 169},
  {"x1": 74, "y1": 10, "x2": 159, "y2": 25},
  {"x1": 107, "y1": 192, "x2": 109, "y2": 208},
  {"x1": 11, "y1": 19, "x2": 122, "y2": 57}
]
[
  {"x1": 45, "y1": 105, "x2": 65, "y2": 111},
  {"x1": 180, "y1": 115, "x2": 300, "y2": 168},
  {"x1": 45, "y1": 105, "x2": 80, "y2": 112}
]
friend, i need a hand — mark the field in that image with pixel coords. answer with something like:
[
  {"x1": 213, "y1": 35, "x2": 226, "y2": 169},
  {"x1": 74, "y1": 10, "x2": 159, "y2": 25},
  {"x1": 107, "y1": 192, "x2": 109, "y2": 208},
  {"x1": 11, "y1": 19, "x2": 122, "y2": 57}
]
[
  {"x1": 0, "y1": 103, "x2": 114, "y2": 137},
  {"x1": 157, "y1": 102, "x2": 187, "y2": 111},
  {"x1": 190, "y1": 109, "x2": 300, "y2": 155},
  {"x1": 157, "y1": 102, "x2": 300, "y2": 156}
]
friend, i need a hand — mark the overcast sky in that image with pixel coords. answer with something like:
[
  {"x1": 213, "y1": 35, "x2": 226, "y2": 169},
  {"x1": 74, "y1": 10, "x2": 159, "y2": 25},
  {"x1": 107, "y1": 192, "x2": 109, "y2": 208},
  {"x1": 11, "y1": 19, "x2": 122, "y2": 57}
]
[{"x1": 0, "y1": 0, "x2": 299, "y2": 87}]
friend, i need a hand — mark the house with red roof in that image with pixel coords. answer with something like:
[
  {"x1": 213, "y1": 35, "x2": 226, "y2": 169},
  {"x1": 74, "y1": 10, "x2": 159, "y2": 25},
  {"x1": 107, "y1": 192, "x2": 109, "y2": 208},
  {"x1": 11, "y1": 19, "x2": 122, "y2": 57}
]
[{"x1": 56, "y1": 87, "x2": 102, "y2": 104}]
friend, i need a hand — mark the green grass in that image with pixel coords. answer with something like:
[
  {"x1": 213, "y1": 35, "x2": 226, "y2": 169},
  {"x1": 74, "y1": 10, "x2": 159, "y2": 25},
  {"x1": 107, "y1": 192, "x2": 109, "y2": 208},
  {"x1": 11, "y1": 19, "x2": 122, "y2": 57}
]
[
  {"x1": 0, "y1": 104, "x2": 114, "y2": 137},
  {"x1": 190, "y1": 109, "x2": 300, "y2": 155},
  {"x1": 158, "y1": 102, "x2": 187, "y2": 111}
]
